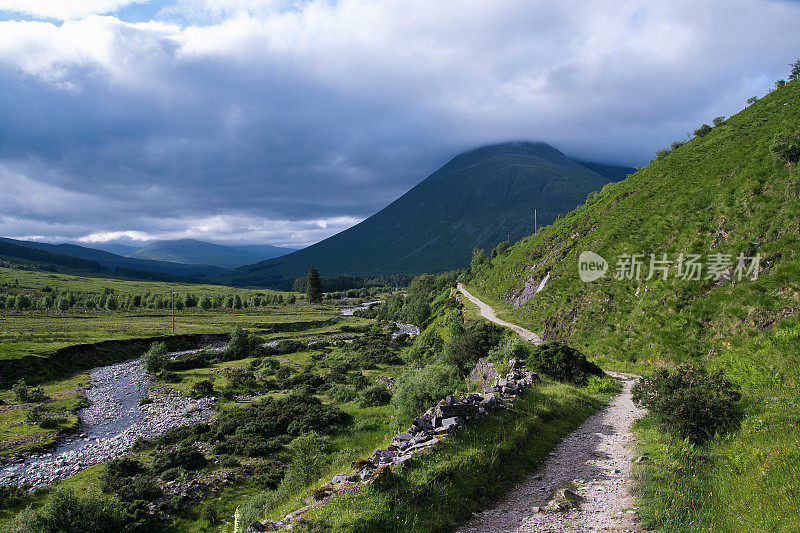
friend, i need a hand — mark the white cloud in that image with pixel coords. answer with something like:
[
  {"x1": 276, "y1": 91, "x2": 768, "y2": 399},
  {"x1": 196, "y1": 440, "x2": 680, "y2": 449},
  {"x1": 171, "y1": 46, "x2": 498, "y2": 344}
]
[{"x1": 0, "y1": 0, "x2": 146, "y2": 21}]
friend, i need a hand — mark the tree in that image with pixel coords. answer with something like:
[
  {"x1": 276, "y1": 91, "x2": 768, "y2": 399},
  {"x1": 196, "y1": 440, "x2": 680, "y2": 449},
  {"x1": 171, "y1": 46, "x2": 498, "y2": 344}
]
[
  {"x1": 142, "y1": 342, "x2": 168, "y2": 374},
  {"x1": 693, "y1": 124, "x2": 712, "y2": 137},
  {"x1": 775, "y1": 79, "x2": 786, "y2": 89},
  {"x1": 200, "y1": 296, "x2": 212, "y2": 310},
  {"x1": 771, "y1": 129, "x2": 800, "y2": 164},
  {"x1": 306, "y1": 267, "x2": 323, "y2": 303},
  {"x1": 712, "y1": 116, "x2": 725, "y2": 127},
  {"x1": 233, "y1": 294, "x2": 243, "y2": 309},
  {"x1": 470, "y1": 248, "x2": 488, "y2": 271},
  {"x1": 747, "y1": 96, "x2": 758, "y2": 105},
  {"x1": 790, "y1": 59, "x2": 800, "y2": 81}
]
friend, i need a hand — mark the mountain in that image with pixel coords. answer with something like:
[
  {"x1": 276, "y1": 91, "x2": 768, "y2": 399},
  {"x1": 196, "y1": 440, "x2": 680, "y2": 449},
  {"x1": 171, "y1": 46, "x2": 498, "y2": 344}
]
[
  {"x1": 0, "y1": 237, "x2": 224, "y2": 278},
  {"x1": 216, "y1": 142, "x2": 633, "y2": 286},
  {"x1": 126, "y1": 239, "x2": 292, "y2": 269}
]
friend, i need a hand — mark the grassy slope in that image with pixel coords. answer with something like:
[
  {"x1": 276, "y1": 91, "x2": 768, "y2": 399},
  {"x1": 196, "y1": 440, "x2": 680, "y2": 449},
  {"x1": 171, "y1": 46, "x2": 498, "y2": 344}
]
[{"x1": 468, "y1": 81, "x2": 800, "y2": 531}]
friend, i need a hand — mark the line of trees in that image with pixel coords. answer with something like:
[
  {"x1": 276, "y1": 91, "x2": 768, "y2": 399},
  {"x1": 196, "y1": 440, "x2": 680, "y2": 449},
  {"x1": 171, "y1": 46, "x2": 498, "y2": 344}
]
[{"x1": 0, "y1": 289, "x2": 297, "y2": 311}]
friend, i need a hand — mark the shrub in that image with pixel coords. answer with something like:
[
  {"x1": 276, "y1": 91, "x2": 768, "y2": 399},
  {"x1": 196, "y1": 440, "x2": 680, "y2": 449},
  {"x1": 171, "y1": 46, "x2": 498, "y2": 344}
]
[
  {"x1": 138, "y1": 397, "x2": 153, "y2": 406},
  {"x1": 26, "y1": 386, "x2": 47, "y2": 402},
  {"x1": 392, "y1": 363, "x2": 461, "y2": 421},
  {"x1": 526, "y1": 342, "x2": 603, "y2": 385},
  {"x1": 771, "y1": 129, "x2": 800, "y2": 164},
  {"x1": 487, "y1": 338, "x2": 533, "y2": 363},
  {"x1": 693, "y1": 124, "x2": 712, "y2": 137},
  {"x1": 12, "y1": 379, "x2": 29, "y2": 402},
  {"x1": 141, "y1": 342, "x2": 168, "y2": 374},
  {"x1": 213, "y1": 391, "x2": 351, "y2": 457},
  {"x1": 190, "y1": 379, "x2": 215, "y2": 398},
  {"x1": 712, "y1": 115, "x2": 726, "y2": 127},
  {"x1": 632, "y1": 363, "x2": 742, "y2": 443},
  {"x1": 358, "y1": 384, "x2": 391, "y2": 407},
  {"x1": 152, "y1": 442, "x2": 207, "y2": 473},
  {"x1": 3, "y1": 486, "x2": 130, "y2": 533},
  {"x1": 327, "y1": 384, "x2": 354, "y2": 403},
  {"x1": 225, "y1": 326, "x2": 254, "y2": 359}
]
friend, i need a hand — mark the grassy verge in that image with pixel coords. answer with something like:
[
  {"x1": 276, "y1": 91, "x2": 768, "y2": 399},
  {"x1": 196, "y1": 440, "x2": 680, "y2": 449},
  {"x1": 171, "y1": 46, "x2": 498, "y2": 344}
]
[
  {"x1": 291, "y1": 380, "x2": 612, "y2": 532},
  {"x1": 633, "y1": 392, "x2": 800, "y2": 533}
]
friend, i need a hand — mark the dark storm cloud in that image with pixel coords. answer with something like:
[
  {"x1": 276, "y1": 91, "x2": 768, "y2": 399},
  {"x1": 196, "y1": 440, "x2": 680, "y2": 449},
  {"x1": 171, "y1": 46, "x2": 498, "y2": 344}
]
[{"x1": 1, "y1": 0, "x2": 799, "y2": 246}]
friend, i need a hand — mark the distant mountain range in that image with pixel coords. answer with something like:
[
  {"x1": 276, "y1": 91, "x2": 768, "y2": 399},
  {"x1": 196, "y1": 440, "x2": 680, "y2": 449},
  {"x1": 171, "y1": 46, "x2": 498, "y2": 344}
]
[
  {"x1": 215, "y1": 142, "x2": 634, "y2": 286},
  {"x1": 126, "y1": 239, "x2": 294, "y2": 269},
  {"x1": 0, "y1": 237, "x2": 225, "y2": 279}
]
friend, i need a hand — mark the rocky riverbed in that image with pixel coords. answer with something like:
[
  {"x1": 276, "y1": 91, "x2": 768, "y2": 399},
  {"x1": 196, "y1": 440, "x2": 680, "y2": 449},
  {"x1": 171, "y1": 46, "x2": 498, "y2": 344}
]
[{"x1": 0, "y1": 358, "x2": 216, "y2": 487}]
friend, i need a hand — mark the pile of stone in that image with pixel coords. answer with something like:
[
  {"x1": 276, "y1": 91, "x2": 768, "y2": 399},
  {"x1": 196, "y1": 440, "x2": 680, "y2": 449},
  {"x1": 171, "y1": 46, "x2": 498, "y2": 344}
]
[
  {"x1": 242, "y1": 358, "x2": 539, "y2": 533},
  {"x1": 374, "y1": 375, "x2": 396, "y2": 389}
]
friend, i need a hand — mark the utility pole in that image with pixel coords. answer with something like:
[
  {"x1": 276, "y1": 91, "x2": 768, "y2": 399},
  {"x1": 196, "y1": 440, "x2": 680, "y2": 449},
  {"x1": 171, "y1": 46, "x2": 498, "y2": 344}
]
[{"x1": 171, "y1": 291, "x2": 179, "y2": 332}]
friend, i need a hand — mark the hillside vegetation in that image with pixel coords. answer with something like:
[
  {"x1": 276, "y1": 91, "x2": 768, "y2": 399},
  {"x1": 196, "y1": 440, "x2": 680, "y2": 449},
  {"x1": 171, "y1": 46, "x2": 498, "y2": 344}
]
[{"x1": 468, "y1": 80, "x2": 800, "y2": 531}]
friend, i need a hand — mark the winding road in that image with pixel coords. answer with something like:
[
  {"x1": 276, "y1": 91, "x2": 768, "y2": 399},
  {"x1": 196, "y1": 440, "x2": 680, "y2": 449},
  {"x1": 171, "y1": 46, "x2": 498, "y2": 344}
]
[
  {"x1": 455, "y1": 284, "x2": 645, "y2": 532},
  {"x1": 457, "y1": 284, "x2": 543, "y2": 344}
]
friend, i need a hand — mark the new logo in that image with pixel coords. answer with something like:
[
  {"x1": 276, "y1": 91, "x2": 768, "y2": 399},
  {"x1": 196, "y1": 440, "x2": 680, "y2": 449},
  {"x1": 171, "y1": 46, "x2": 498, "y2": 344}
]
[{"x1": 578, "y1": 251, "x2": 608, "y2": 282}]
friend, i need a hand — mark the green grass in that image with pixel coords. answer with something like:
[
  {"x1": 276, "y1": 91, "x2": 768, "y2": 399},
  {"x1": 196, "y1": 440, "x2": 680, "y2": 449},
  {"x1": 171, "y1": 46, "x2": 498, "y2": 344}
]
[
  {"x1": 467, "y1": 80, "x2": 800, "y2": 531},
  {"x1": 297, "y1": 380, "x2": 612, "y2": 532}
]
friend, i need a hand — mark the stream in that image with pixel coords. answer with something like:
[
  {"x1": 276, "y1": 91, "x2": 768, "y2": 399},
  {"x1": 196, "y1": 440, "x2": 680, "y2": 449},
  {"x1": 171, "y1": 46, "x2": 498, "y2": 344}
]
[{"x1": 0, "y1": 358, "x2": 216, "y2": 487}]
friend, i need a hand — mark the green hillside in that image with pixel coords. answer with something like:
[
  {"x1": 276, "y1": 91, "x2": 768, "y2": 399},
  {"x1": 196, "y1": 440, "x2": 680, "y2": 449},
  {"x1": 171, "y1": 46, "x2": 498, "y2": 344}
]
[
  {"x1": 216, "y1": 142, "x2": 633, "y2": 286},
  {"x1": 467, "y1": 81, "x2": 800, "y2": 531},
  {"x1": 127, "y1": 239, "x2": 291, "y2": 269}
]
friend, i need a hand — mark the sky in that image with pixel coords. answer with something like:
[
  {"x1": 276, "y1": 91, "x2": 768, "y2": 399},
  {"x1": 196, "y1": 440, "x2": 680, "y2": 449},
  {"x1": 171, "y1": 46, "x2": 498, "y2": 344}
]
[{"x1": 1, "y1": 1, "x2": 799, "y2": 249}]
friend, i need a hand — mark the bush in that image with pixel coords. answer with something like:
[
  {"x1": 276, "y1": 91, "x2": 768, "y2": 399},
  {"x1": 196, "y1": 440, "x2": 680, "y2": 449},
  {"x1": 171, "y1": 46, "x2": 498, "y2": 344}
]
[
  {"x1": 693, "y1": 123, "x2": 712, "y2": 137},
  {"x1": 487, "y1": 338, "x2": 533, "y2": 363},
  {"x1": 327, "y1": 384, "x2": 354, "y2": 403},
  {"x1": 141, "y1": 342, "x2": 168, "y2": 374},
  {"x1": 392, "y1": 363, "x2": 462, "y2": 421},
  {"x1": 152, "y1": 442, "x2": 207, "y2": 473},
  {"x1": 138, "y1": 397, "x2": 153, "y2": 406},
  {"x1": 12, "y1": 379, "x2": 29, "y2": 402},
  {"x1": 358, "y1": 385, "x2": 391, "y2": 407},
  {"x1": 225, "y1": 326, "x2": 257, "y2": 359},
  {"x1": 771, "y1": 129, "x2": 800, "y2": 164},
  {"x1": 632, "y1": 363, "x2": 741, "y2": 443},
  {"x1": 3, "y1": 486, "x2": 131, "y2": 533},
  {"x1": 213, "y1": 391, "x2": 351, "y2": 457},
  {"x1": 26, "y1": 386, "x2": 47, "y2": 402},
  {"x1": 526, "y1": 342, "x2": 603, "y2": 385},
  {"x1": 190, "y1": 379, "x2": 215, "y2": 398}
]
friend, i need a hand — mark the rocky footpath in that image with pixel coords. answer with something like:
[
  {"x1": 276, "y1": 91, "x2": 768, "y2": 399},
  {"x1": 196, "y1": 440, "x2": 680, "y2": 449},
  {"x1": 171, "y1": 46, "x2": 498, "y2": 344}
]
[
  {"x1": 241, "y1": 358, "x2": 539, "y2": 533},
  {"x1": 0, "y1": 359, "x2": 215, "y2": 487}
]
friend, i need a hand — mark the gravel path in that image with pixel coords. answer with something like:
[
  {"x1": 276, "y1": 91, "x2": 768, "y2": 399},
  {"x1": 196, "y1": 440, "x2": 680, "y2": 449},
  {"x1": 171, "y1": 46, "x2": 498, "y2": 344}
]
[
  {"x1": 457, "y1": 284, "x2": 543, "y2": 345},
  {"x1": 454, "y1": 285, "x2": 645, "y2": 532},
  {"x1": 456, "y1": 373, "x2": 644, "y2": 532}
]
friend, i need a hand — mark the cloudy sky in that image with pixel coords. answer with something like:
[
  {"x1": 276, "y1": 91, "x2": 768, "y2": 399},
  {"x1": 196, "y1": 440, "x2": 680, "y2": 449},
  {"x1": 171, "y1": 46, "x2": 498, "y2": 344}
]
[{"x1": 1, "y1": 0, "x2": 799, "y2": 249}]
